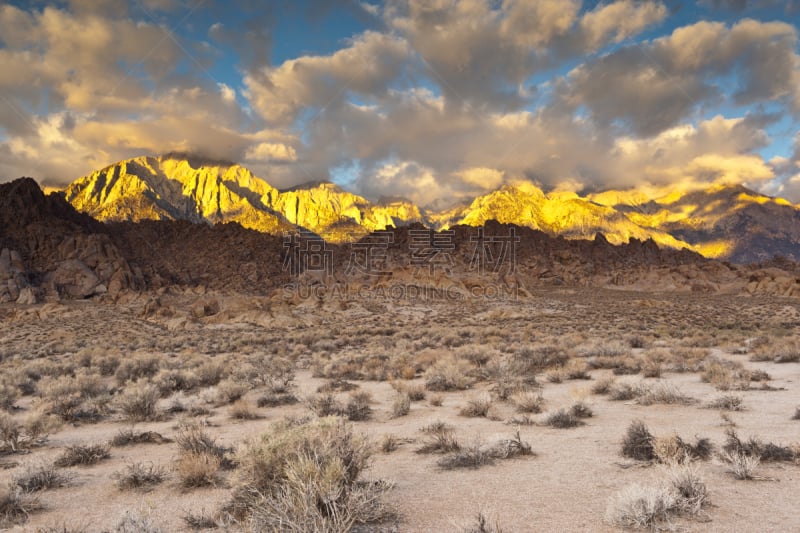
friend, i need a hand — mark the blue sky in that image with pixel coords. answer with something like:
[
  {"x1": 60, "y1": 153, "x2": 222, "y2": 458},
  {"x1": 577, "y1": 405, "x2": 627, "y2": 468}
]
[{"x1": 1, "y1": 0, "x2": 799, "y2": 204}]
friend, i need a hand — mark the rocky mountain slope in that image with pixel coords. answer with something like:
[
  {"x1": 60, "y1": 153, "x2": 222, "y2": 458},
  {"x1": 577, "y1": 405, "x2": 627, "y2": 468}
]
[
  {"x1": 593, "y1": 184, "x2": 800, "y2": 263},
  {"x1": 64, "y1": 154, "x2": 423, "y2": 242},
  {"x1": 0, "y1": 178, "x2": 141, "y2": 302},
  {"x1": 58, "y1": 154, "x2": 800, "y2": 263},
  {"x1": 4, "y1": 178, "x2": 800, "y2": 303},
  {"x1": 428, "y1": 182, "x2": 691, "y2": 249}
]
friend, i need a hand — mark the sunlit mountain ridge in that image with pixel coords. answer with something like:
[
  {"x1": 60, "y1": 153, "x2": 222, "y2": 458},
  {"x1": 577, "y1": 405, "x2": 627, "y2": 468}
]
[{"x1": 58, "y1": 154, "x2": 800, "y2": 263}]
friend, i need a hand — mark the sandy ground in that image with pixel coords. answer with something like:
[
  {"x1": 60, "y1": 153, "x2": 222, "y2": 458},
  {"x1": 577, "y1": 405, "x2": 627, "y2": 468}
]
[{"x1": 0, "y1": 290, "x2": 798, "y2": 532}]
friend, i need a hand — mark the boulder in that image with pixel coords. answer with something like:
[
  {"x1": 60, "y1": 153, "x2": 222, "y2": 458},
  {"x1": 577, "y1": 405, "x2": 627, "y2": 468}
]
[
  {"x1": 44, "y1": 259, "x2": 104, "y2": 299},
  {"x1": 191, "y1": 297, "x2": 221, "y2": 318},
  {"x1": 16, "y1": 287, "x2": 38, "y2": 305}
]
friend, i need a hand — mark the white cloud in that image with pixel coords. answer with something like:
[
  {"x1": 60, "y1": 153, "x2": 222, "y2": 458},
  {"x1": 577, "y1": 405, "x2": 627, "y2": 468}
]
[{"x1": 244, "y1": 142, "x2": 297, "y2": 162}]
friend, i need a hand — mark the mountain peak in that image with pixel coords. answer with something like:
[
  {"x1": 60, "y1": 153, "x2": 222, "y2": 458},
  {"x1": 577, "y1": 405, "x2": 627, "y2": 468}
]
[
  {"x1": 279, "y1": 180, "x2": 342, "y2": 193},
  {"x1": 53, "y1": 155, "x2": 800, "y2": 262},
  {"x1": 502, "y1": 180, "x2": 545, "y2": 196},
  {"x1": 158, "y1": 151, "x2": 236, "y2": 169}
]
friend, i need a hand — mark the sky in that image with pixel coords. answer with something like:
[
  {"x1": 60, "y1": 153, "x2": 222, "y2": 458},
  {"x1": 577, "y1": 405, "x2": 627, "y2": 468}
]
[{"x1": 1, "y1": 0, "x2": 800, "y2": 207}]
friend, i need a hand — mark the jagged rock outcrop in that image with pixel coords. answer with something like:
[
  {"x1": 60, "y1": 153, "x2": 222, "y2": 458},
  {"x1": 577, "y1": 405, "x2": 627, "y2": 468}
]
[
  {"x1": 64, "y1": 155, "x2": 421, "y2": 243},
  {"x1": 429, "y1": 182, "x2": 691, "y2": 250},
  {"x1": 0, "y1": 248, "x2": 30, "y2": 303},
  {"x1": 64, "y1": 154, "x2": 291, "y2": 235},
  {"x1": 57, "y1": 154, "x2": 800, "y2": 262},
  {"x1": 593, "y1": 184, "x2": 800, "y2": 263},
  {"x1": 0, "y1": 178, "x2": 141, "y2": 301},
  {"x1": 5, "y1": 177, "x2": 800, "y2": 300}
]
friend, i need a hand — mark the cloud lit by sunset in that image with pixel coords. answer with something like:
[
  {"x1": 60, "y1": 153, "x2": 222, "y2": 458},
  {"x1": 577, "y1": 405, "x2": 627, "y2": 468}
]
[{"x1": 1, "y1": 0, "x2": 799, "y2": 206}]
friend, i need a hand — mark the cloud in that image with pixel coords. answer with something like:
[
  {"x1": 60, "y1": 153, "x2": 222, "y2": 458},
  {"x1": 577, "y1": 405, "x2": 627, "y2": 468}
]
[
  {"x1": 578, "y1": 0, "x2": 668, "y2": 50},
  {"x1": 244, "y1": 31, "x2": 412, "y2": 125},
  {"x1": 382, "y1": 0, "x2": 666, "y2": 111},
  {"x1": 0, "y1": 3, "x2": 295, "y2": 184},
  {"x1": 1, "y1": 0, "x2": 799, "y2": 209},
  {"x1": 559, "y1": 19, "x2": 800, "y2": 136},
  {"x1": 458, "y1": 167, "x2": 505, "y2": 190},
  {"x1": 244, "y1": 142, "x2": 298, "y2": 163}
]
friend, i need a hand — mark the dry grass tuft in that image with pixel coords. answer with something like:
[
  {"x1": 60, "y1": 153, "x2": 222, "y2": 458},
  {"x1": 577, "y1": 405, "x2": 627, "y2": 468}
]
[
  {"x1": 390, "y1": 393, "x2": 411, "y2": 418},
  {"x1": 621, "y1": 420, "x2": 655, "y2": 461},
  {"x1": 110, "y1": 429, "x2": 171, "y2": 447},
  {"x1": 175, "y1": 424, "x2": 234, "y2": 470},
  {"x1": 543, "y1": 409, "x2": 585, "y2": 428},
  {"x1": 228, "y1": 417, "x2": 393, "y2": 530},
  {"x1": 112, "y1": 462, "x2": 167, "y2": 491},
  {"x1": 605, "y1": 461, "x2": 709, "y2": 529},
  {"x1": 459, "y1": 395, "x2": 493, "y2": 418},
  {"x1": 176, "y1": 453, "x2": 220, "y2": 489},
  {"x1": 706, "y1": 395, "x2": 744, "y2": 411},
  {"x1": 54, "y1": 444, "x2": 110, "y2": 468},
  {"x1": 0, "y1": 485, "x2": 41, "y2": 528},
  {"x1": 13, "y1": 462, "x2": 70, "y2": 492},
  {"x1": 511, "y1": 391, "x2": 544, "y2": 413},
  {"x1": 721, "y1": 451, "x2": 761, "y2": 480}
]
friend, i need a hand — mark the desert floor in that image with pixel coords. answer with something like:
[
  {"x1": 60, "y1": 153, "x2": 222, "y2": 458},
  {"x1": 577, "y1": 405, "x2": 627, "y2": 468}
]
[{"x1": 0, "y1": 288, "x2": 798, "y2": 532}]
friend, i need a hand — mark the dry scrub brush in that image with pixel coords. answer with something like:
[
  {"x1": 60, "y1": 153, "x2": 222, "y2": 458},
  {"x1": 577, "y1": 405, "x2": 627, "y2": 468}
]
[
  {"x1": 437, "y1": 432, "x2": 533, "y2": 470},
  {"x1": 54, "y1": 444, "x2": 110, "y2": 467},
  {"x1": 13, "y1": 461, "x2": 70, "y2": 492},
  {"x1": 424, "y1": 357, "x2": 475, "y2": 391},
  {"x1": 0, "y1": 412, "x2": 60, "y2": 453},
  {"x1": 0, "y1": 485, "x2": 41, "y2": 528},
  {"x1": 110, "y1": 429, "x2": 171, "y2": 447},
  {"x1": 175, "y1": 423, "x2": 235, "y2": 470},
  {"x1": 112, "y1": 462, "x2": 167, "y2": 491},
  {"x1": 115, "y1": 382, "x2": 161, "y2": 422},
  {"x1": 228, "y1": 417, "x2": 393, "y2": 531},
  {"x1": 722, "y1": 428, "x2": 797, "y2": 463},
  {"x1": 416, "y1": 422, "x2": 461, "y2": 454},
  {"x1": 605, "y1": 461, "x2": 709, "y2": 529},
  {"x1": 621, "y1": 421, "x2": 712, "y2": 464},
  {"x1": 306, "y1": 392, "x2": 373, "y2": 422}
]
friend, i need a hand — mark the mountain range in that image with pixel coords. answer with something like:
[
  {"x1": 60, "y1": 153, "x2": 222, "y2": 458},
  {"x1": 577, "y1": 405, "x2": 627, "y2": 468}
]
[
  {"x1": 42, "y1": 153, "x2": 800, "y2": 263},
  {"x1": 5, "y1": 175, "x2": 800, "y2": 304}
]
